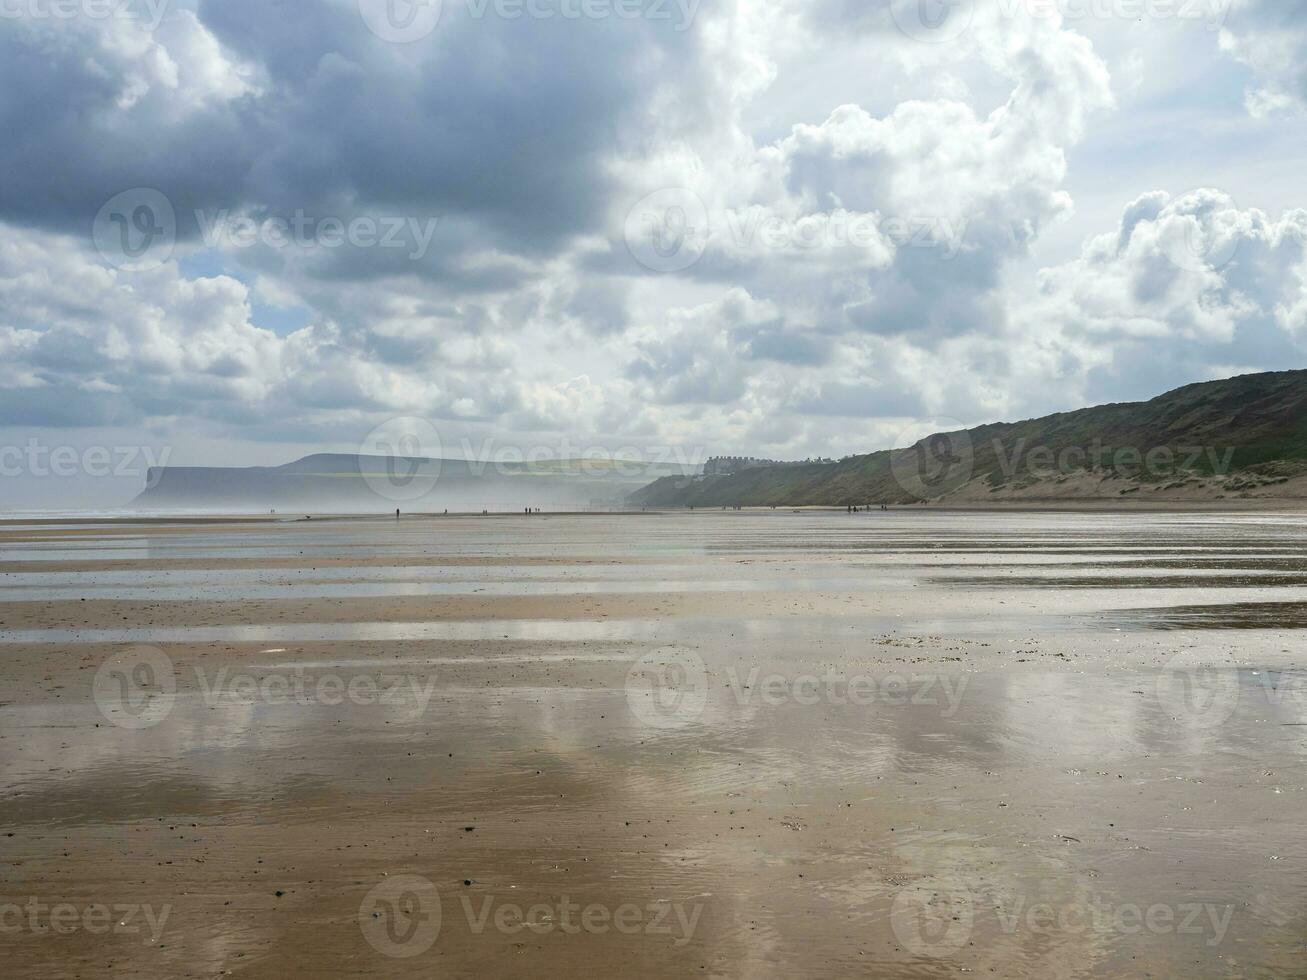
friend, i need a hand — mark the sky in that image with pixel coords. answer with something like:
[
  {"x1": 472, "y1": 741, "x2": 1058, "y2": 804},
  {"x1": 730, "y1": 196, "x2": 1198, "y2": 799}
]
[{"x1": 1, "y1": 0, "x2": 1306, "y2": 507}]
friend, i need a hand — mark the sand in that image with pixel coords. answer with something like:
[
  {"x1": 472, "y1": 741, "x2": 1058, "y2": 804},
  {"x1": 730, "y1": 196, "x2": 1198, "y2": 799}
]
[{"x1": 2, "y1": 510, "x2": 1306, "y2": 978}]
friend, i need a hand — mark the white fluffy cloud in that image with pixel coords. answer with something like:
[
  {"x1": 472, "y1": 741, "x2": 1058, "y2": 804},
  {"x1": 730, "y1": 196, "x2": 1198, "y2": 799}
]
[
  {"x1": 1012, "y1": 189, "x2": 1307, "y2": 407},
  {"x1": 0, "y1": 0, "x2": 1305, "y2": 505},
  {"x1": 1219, "y1": 0, "x2": 1307, "y2": 116}
]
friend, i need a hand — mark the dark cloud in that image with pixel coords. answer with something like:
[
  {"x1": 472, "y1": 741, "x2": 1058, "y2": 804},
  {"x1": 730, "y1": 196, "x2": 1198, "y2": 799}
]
[
  {"x1": 0, "y1": 1, "x2": 705, "y2": 271},
  {"x1": 790, "y1": 381, "x2": 924, "y2": 417},
  {"x1": 736, "y1": 324, "x2": 831, "y2": 365}
]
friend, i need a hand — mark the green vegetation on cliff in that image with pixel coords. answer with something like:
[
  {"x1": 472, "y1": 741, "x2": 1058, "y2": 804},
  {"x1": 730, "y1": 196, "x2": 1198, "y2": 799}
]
[{"x1": 630, "y1": 370, "x2": 1307, "y2": 507}]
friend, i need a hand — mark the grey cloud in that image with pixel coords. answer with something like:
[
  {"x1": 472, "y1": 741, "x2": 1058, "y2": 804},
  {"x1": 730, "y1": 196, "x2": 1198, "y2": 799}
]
[
  {"x1": 736, "y1": 324, "x2": 831, "y2": 365},
  {"x1": 791, "y1": 381, "x2": 925, "y2": 417},
  {"x1": 1019, "y1": 190, "x2": 1307, "y2": 415},
  {"x1": 0, "y1": 0, "x2": 706, "y2": 270}
]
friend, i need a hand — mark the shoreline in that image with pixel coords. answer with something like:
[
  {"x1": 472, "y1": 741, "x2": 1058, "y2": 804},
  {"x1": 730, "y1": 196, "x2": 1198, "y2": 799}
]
[{"x1": 6, "y1": 495, "x2": 1307, "y2": 526}]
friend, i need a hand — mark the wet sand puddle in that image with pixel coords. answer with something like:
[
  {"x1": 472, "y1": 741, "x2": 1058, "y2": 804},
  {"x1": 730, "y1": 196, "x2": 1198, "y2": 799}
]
[{"x1": 2, "y1": 511, "x2": 1306, "y2": 978}]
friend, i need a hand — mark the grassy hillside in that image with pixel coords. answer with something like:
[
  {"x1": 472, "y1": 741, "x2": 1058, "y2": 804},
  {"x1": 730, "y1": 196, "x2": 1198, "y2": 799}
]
[{"x1": 631, "y1": 370, "x2": 1307, "y2": 507}]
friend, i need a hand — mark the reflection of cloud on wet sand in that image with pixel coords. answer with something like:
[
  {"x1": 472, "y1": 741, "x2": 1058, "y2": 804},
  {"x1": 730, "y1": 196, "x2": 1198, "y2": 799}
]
[{"x1": 5, "y1": 513, "x2": 1307, "y2": 976}]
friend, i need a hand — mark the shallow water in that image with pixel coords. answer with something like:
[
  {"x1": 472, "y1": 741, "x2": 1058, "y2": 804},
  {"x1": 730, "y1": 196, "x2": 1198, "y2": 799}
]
[{"x1": 3, "y1": 510, "x2": 1305, "y2": 978}]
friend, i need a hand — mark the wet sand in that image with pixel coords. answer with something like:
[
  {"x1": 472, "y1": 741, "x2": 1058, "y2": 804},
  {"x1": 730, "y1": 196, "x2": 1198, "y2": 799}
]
[{"x1": 3, "y1": 511, "x2": 1306, "y2": 978}]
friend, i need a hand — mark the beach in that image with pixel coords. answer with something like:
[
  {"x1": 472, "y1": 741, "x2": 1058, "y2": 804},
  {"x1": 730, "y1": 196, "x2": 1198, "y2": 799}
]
[{"x1": 3, "y1": 510, "x2": 1306, "y2": 978}]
